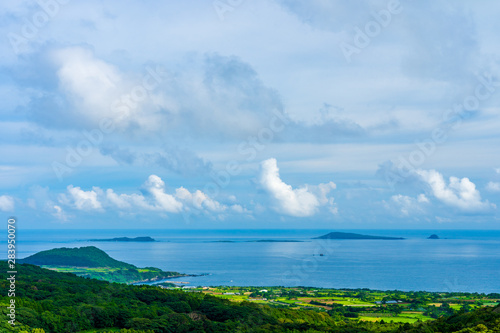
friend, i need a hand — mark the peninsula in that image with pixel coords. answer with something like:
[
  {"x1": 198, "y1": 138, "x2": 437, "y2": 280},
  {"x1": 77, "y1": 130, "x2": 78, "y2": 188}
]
[{"x1": 20, "y1": 246, "x2": 182, "y2": 284}]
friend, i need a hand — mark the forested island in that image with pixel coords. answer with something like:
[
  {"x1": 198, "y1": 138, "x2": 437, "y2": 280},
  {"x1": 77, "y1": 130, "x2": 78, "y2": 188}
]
[
  {"x1": 20, "y1": 246, "x2": 182, "y2": 284},
  {"x1": 314, "y1": 232, "x2": 405, "y2": 240},
  {"x1": 1, "y1": 261, "x2": 499, "y2": 332}
]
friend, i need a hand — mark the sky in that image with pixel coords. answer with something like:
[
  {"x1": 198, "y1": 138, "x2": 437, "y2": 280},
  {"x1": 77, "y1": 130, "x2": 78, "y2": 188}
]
[{"x1": 1, "y1": 0, "x2": 500, "y2": 229}]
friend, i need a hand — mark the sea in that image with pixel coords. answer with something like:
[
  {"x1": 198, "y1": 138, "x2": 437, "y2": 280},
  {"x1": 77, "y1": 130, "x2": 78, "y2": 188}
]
[{"x1": 5, "y1": 229, "x2": 500, "y2": 294}]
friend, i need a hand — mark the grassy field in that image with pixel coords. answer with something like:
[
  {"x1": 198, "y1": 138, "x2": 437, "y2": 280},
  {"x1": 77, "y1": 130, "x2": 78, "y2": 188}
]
[
  {"x1": 42, "y1": 265, "x2": 180, "y2": 284},
  {"x1": 188, "y1": 286, "x2": 499, "y2": 323}
]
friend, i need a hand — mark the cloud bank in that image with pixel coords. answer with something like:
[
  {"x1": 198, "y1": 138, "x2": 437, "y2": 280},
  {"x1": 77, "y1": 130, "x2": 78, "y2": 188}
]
[{"x1": 53, "y1": 175, "x2": 247, "y2": 221}]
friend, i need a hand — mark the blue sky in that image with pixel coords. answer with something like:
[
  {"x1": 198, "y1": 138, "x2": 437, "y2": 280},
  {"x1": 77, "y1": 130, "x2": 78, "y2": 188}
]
[{"x1": 1, "y1": 0, "x2": 500, "y2": 229}]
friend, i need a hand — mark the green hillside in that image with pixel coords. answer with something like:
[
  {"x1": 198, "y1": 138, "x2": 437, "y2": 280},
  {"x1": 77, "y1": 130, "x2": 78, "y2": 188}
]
[
  {"x1": 20, "y1": 246, "x2": 182, "y2": 284},
  {"x1": 21, "y1": 246, "x2": 135, "y2": 269},
  {"x1": 1, "y1": 261, "x2": 499, "y2": 333}
]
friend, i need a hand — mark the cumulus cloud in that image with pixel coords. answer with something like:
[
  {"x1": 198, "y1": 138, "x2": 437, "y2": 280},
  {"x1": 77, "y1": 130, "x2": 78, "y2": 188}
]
[
  {"x1": 106, "y1": 189, "x2": 151, "y2": 210},
  {"x1": 23, "y1": 46, "x2": 166, "y2": 133},
  {"x1": 54, "y1": 47, "x2": 121, "y2": 113},
  {"x1": 56, "y1": 175, "x2": 248, "y2": 219},
  {"x1": 258, "y1": 158, "x2": 336, "y2": 217},
  {"x1": 416, "y1": 169, "x2": 494, "y2": 211},
  {"x1": 385, "y1": 194, "x2": 428, "y2": 216},
  {"x1": 59, "y1": 185, "x2": 103, "y2": 211},
  {"x1": 143, "y1": 175, "x2": 183, "y2": 213},
  {"x1": 0, "y1": 195, "x2": 14, "y2": 211},
  {"x1": 175, "y1": 187, "x2": 225, "y2": 213},
  {"x1": 486, "y1": 182, "x2": 500, "y2": 193}
]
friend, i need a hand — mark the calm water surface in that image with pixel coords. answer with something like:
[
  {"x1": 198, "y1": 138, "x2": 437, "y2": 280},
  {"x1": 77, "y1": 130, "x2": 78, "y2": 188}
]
[{"x1": 6, "y1": 229, "x2": 500, "y2": 293}]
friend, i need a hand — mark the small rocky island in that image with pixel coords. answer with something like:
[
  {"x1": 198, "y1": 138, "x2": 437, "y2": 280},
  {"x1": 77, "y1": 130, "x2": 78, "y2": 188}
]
[
  {"x1": 427, "y1": 234, "x2": 440, "y2": 239},
  {"x1": 314, "y1": 232, "x2": 405, "y2": 240},
  {"x1": 90, "y1": 236, "x2": 156, "y2": 242}
]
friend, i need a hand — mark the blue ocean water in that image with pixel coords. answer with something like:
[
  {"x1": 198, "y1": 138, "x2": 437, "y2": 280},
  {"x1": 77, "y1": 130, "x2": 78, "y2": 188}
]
[{"x1": 4, "y1": 229, "x2": 500, "y2": 293}]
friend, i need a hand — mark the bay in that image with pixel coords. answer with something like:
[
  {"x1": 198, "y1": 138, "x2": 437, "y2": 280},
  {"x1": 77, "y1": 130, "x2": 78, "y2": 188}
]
[{"x1": 6, "y1": 229, "x2": 500, "y2": 293}]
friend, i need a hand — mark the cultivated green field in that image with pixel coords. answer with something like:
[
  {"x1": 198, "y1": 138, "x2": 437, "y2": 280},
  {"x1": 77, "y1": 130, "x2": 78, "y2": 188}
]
[{"x1": 178, "y1": 286, "x2": 500, "y2": 323}]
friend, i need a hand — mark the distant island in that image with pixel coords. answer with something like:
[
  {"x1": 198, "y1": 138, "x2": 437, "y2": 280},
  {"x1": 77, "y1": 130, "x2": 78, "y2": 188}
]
[
  {"x1": 209, "y1": 239, "x2": 304, "y2": 243},
  {"x1": 246, "y1": 240, "x2": 304, "y2": 243},
  {"x1": 89, "y1": 236, "x2": 156, "y2": 242},
  {"x1": 314, "y1": 232, "x2": 405, "y2": 240},
  {"x1": 427, "y1": 234, "x2": 440, "y2": 239},
  {"x1": 20, "y1": 246, "x2": 182, "y2": 284}
]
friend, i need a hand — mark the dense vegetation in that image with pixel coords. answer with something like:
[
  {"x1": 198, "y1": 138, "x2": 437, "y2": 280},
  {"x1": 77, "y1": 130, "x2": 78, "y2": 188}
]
[
  {"x1": 20, "y1": 247, "x2": 136, "y2": 269},
  {"x1": 19, "y1": 246, "x2": 182, "y2": 284},
  {"x1": 200, "y1": 286, "x2": 499, "y2": 323},
  {"x1": 1, "y1": 261, "x2": 500, "y2": 333}
]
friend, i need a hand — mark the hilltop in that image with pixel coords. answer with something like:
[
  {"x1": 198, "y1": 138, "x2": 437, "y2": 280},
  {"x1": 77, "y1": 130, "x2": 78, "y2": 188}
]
[
  {"x1": 20, "y1": 246, "x2": 182, "y2": 284},
  {"x1": 21, "y1": 246, "x2": 135, "y2": 268}
]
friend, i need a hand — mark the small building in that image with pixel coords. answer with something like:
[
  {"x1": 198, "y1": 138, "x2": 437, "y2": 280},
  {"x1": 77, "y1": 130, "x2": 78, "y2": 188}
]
[{"x1": 375, "y1": 300, "x2": 398, "y2": 304}]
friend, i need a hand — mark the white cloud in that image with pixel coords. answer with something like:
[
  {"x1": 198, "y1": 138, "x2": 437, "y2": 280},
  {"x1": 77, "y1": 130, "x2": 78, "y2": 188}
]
[
  {"x1": 59, "y1": 185, "x2": 103, "y2": 211},
  {"x1": 57, "y1": 175, "x2": 246, "y2": 218},
  {"x1": 33, "y1": 47, "x2": 363, "y2": 145},
  {"x1": 175, "y1": 187, "x2": 226, "y2": 213},
  {"x1": 51, "y1": 47, "x2": 123, "y2": 127},
  {"x1": 143, "y1": 175, "x2": 184, "y2": 213},
  {"x1": 486, "y1": 182, "x2": 500, "y2": 192},
  {"x1": 386, "y1": 194, "x2": 428, "y2": 216},
  {"x1": 418, "y1": 194, "x2": 430, "y2": 203},
  {"x1": 258, "y1": 158, "x2": 336, "y2": 217},
  {"x1": 106, "y1": 189, "x2": 152, "y2": 210},
  {"x1": 416, "y1": 169, "x2": 494, "y2": 212},
  {"x1": 230, "y1": 204, "x2": 251, "y2": 214},
  {"x1": 52, "y1": 205, "x2": 70, "y2": 222},
  {"x1": 0, "y1": 195, "x2": 14, "y2": 211}
]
